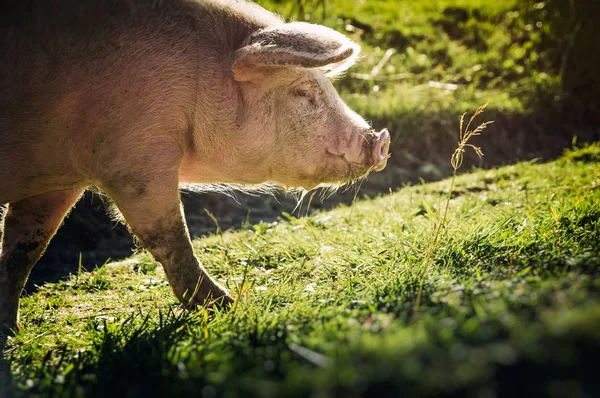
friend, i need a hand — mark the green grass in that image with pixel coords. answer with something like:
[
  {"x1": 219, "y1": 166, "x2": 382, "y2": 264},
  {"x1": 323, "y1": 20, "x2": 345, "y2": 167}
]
[
  {"x1": 3, "y1": 143, "x2": 599, "y2": 397},
  {"x1": 258, "y1": 0, "x2": 567, "y2": 111}
]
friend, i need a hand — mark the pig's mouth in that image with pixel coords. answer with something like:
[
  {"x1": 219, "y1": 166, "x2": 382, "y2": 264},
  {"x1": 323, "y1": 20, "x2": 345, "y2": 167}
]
[
  {"x1": 324, "y1": 128, "x2": 391, "y2": 184},
  {"x1": 287, "y1": 129, "x2": 390, "y2": 190}
]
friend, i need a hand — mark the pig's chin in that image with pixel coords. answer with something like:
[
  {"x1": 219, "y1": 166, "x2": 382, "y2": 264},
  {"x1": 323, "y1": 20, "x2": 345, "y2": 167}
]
[
  {"x1": 326, "y1": 155, "x2": 375, "y2": 184},
  {"x1": 285, "y1": 161, "x2": 372, "y2": 191}
]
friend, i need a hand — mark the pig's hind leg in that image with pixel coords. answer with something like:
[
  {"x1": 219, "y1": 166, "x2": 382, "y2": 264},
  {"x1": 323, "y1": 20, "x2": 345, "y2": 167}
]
[
  {"x1": 0, "y1": 188, "x2": 84, "y2": 335},
  {"x1": 104, "y1": 177, "x2": 234, "y2": 310}
]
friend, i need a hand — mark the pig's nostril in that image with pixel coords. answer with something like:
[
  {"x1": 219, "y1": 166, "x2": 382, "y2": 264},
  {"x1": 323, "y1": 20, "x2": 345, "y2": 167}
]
[
  {"x1": 380, "y1": 138, "x2": 389, "y2": 158},
  {"x1": 371, "y1": 128, "x2": 390, "y2": 170}
]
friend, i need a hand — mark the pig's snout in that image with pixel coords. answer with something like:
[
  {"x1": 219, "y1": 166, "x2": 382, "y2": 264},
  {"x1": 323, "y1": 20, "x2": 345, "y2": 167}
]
[{"x1": 371, "y1": 128, "x2": 390, "y2": 171}]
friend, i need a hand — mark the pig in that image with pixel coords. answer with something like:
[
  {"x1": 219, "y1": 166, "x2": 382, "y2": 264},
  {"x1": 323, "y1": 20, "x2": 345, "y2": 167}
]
[{"x1": 0, "y1": 0, "x2": 390, "y2": 334}]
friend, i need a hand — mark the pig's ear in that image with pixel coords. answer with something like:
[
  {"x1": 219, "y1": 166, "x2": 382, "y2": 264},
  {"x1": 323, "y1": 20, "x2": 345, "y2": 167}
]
[{"x1": 232, "y1": 22, "x2": 360, "y2": 82}]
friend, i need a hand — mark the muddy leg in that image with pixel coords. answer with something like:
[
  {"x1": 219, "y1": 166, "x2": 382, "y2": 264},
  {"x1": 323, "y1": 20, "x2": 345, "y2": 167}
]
[
  {"x1": 105, "y1": 177, "x2": 234, "y2": 309},
  {"x1": 0, "y1": 189, "x2": 84, "y2": 334}
]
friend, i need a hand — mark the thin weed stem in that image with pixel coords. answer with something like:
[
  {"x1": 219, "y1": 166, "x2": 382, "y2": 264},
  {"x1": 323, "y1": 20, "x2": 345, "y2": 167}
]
[{"x1": 413, "y1": 103, "x2": 493, "y2": 316}]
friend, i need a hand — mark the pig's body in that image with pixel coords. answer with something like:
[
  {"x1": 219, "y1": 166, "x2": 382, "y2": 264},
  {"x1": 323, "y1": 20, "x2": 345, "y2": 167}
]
[
  {"x1": 0, "y1": 0, "x2": 390, "y2": 333},
  {"x1": 1, "y1": 0, "x2": 276, "y2": 201}
]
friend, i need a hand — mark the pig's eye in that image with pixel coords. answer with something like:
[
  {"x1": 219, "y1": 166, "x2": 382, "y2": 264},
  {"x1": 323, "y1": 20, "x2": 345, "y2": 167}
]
[{"x1": 294, "y1": 89, "x2": 309, "y2": 97}]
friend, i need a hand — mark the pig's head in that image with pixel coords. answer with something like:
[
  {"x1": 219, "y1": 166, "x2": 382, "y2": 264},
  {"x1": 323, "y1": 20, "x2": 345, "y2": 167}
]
[{"x1": 230, "y1": 22, "x2": 390, "y2": 190}]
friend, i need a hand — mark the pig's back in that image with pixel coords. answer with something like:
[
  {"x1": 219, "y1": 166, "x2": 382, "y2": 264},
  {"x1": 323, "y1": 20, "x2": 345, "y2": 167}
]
[
  {"x1": 0, "y1": 0, "x2": 278, "y2": 138},
  {"x1": 1, "y1": 0, "x2": 199, "y2": 96},
  {"x1": 0, "y1": 0, "x2": 279, "y2": 89},
  {"x1": 0, "y1": 0, "x2": 279, "y2": 203},
  {"x1": 0, "y1": 0, "x2": 200, "y2": 201}
]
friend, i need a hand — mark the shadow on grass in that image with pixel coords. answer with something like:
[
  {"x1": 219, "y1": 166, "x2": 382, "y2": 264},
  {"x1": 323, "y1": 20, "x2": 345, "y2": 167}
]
[
  {"x1": 1, "y1": 333, "x2": 15, "y2": 398},
  {"x1": 9, "y1": 280, "x2": 600, "y2": 398}
]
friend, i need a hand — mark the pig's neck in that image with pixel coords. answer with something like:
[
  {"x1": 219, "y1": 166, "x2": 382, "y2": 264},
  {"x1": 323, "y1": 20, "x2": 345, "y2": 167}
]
[
  {"x1": 179, "y1": 144, "x2": 274, "y2": 186},
  {"x1": 179, "y1": 6, "x2": 283, "y2": 186},
  {"x1": 179, "y1": 83, "x2": 276, "y2": 186}
]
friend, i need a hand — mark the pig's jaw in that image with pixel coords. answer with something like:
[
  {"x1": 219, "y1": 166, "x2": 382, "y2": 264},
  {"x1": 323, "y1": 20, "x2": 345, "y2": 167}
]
[
  {"x1": 179, "y1": 152, "x2": 270, "y2": 186},
  {"x1": 277, "y1": 159, "x2": 374, "y2": 191},
  {"x1": 179, "y1": 161, "x2": 348, "y2": 192}
]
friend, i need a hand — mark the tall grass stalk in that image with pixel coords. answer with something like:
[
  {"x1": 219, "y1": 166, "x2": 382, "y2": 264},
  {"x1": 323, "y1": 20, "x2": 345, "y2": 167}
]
[{"x1": 414, "y1": 103, "x2": 493, "y2": 314}]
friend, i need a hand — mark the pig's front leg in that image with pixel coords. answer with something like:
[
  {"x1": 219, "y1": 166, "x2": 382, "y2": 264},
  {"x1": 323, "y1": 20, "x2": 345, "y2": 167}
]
[{"x1": 105, "y1": 176, "x2": 234, "y2": 309}]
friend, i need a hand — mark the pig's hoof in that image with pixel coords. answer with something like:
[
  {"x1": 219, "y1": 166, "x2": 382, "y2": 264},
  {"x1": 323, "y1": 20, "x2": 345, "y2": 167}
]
[
  {"x1": 182, "y1": 287, "x2": 235, "y2": 311},
  {"x1": 202, "y1": 280, "x2": 235, "y2": 310},
  {"x1": 211, "y1": 294, "x2": 235, "y2": 310},
  {"x1": 199, "y1": 290, "x2": 235, "y2": 312}
]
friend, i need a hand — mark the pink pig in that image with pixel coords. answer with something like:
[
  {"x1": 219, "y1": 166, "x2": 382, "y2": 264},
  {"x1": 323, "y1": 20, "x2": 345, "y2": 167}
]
[{"x1": 0, "y1": 0, "x2": 390, "y2": 333}]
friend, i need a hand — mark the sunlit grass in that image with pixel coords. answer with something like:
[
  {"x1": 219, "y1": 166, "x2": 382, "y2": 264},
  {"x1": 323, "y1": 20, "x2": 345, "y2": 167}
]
[{"x1": 3, "y1": 143, "x2": 599, "y2": 397}]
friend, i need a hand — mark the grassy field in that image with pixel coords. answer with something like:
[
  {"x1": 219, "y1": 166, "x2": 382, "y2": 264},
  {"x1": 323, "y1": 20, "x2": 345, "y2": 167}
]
[
  {"x1": 2, "y1": 1, "x2": 599, "y2": 397},
  {"x1": 2, "y1": 142, "x2": 599, "y2": 397}
]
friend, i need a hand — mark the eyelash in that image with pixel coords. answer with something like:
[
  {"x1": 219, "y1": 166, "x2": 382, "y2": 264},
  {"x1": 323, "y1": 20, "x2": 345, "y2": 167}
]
[{"x1": 295, "y1": 89, "x2": 309, "y2": 97}]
